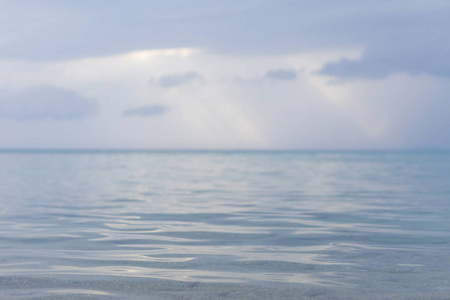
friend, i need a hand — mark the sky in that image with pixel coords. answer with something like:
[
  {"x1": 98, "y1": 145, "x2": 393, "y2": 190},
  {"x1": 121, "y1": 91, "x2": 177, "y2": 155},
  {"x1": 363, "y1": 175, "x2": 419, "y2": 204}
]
[{"x1": 0, "y1": 0, "x2": 449, "y2": 149}]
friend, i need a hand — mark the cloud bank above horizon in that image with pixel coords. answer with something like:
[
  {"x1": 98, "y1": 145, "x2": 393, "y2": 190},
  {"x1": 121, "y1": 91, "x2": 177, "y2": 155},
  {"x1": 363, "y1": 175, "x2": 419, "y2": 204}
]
[{"x1": 0, "y1": 1, "x2": 448, "y2": 149}]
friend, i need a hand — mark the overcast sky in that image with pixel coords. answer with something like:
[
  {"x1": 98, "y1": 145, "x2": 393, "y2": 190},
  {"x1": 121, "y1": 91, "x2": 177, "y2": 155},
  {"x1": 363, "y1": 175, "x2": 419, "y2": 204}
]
[{"x1": 0, "y1": 0, "x2": 448, "y2": 149}]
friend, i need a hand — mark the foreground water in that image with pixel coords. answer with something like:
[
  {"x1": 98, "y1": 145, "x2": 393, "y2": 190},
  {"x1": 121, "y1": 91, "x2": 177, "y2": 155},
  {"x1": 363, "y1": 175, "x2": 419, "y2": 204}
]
[{"x1": 0, "y1": 150, "x2": 449, "y2": 299}]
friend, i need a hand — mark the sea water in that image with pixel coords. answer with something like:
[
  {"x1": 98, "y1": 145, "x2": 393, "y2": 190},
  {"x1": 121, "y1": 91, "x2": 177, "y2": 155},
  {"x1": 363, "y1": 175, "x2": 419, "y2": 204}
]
[{"x1": 0, "y1": 150, "x2": 449, "y2": 299}]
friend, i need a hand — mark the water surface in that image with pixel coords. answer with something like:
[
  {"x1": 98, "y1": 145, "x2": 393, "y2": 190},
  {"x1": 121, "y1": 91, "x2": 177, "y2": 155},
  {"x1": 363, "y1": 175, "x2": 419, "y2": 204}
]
[{"x1": 0, "y1": 150, "x2": 449, "y2": 299}]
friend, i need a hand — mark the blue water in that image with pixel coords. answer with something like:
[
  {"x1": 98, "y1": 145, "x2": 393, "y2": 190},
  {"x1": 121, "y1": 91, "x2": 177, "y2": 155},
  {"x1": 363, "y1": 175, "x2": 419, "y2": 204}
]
[{"x1": 0, "y1": 150, "x2": 449, "y2": 299}]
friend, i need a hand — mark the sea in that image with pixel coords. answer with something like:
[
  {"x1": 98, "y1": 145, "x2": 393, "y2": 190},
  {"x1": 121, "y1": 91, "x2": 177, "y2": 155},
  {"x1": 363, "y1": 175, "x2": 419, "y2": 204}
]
[{"x1": 0, "y1": 150, "x2": 449, "y2": 299}]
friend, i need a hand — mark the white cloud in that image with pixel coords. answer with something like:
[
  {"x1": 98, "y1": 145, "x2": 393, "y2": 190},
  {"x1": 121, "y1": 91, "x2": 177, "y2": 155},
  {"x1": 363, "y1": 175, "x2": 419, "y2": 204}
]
[
  {"x1": 0, "y1": 47, "x2": 447, "y2": 149},
  {"x1": 0, "y1": 86, "x2": 96, "y2": 121},
  {"x1": 123, "y1": 105, "x2": 169, "y2": 117},
  {"x1": 313, "y1": 73, "x2": 450, "y2": 148}
]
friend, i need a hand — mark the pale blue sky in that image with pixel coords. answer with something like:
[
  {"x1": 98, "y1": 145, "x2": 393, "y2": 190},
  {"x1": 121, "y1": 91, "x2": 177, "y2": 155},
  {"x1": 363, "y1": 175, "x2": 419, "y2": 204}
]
[{"x1": 0, "y1": 1, "x2": 448, "y2": 149}]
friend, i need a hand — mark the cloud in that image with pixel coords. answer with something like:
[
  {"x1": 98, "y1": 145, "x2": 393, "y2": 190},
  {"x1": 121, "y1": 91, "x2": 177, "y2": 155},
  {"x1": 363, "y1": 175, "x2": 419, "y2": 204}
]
[
  {"x1": 265, "y1": 69, "x2": 297, "y2": 80},
  {"x1": 317, "y1": 41, "x2": 450, "y2": 79},
  {"x1": 0, "y1": 86, "x2": 96, "y2": 121},
  {"x1": 0, "y1": 45, "x2": 448, "y2": 149},
  {"x1": 315, "y1": 3, "x2": 450, "y2": 80},
  {"x1": 311, "y1": 72, "x2": 450, "y2": 149},
  {"x1": 123, "y1": 105, "x2": 169, "y2": 117},
  {"x1": 1, "y1": 1, "x2": 446, "y2": 62},
  {"x1": 158, "y1": 72, "x2": 201, "y2": 87}
]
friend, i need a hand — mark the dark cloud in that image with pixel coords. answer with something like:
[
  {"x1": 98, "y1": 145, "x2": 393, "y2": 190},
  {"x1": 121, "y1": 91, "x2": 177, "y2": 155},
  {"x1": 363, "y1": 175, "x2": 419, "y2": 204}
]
[
  {"x1": 0, "y1": 86, "x2": 96, "y2": 121},
  {"x1": 318, "y1": 40, "x2": 450, "y2": 79},
  {"x1": 1, "y1": 0, "x2": 447, "y2": 68},
  {"x1": 123, "y1": 105, "x2": 169, "y2": 117},
  {"x1": 316, "y1": 4, "x2": 450, "y2": 79},
  {"x1": 265, "y1": 69, "x2": 297, "y2": 80},
  {"x1": 158, "y1": 72, "x2": 201, "y2": 88}
]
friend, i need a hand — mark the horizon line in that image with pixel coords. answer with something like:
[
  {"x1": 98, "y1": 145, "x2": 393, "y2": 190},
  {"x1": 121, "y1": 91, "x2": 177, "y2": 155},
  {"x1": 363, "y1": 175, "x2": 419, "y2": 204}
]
[{"x1": 0, "y1": 148, "x2": 448, "y2": 153}]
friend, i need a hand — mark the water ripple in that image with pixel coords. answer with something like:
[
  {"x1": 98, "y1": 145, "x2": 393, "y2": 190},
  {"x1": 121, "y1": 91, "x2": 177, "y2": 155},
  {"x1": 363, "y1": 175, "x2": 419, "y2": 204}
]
[{"x1": 0, "y1": 151, "x2": 450, "y2": 298}]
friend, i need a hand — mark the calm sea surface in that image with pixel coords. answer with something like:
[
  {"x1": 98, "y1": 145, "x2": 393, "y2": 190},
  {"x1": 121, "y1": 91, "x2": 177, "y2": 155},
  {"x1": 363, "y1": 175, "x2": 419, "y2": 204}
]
[{"x1": 0, "y1": 150, "x2": 449, "y2": 299}]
